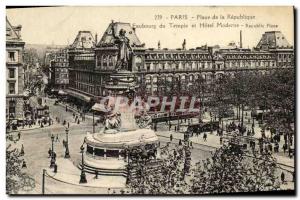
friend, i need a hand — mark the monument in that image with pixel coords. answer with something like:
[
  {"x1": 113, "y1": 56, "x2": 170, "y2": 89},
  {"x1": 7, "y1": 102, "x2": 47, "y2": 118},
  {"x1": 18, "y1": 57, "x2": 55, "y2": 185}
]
[{"x1": 80, "y1": 29, "x2": 159, "y2": 177}]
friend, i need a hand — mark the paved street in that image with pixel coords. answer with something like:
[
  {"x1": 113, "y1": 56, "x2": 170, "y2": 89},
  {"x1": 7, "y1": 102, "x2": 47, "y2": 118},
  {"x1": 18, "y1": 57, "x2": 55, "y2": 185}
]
[
  {"x1": 7, "y1": 97, "x2": 294, "y2": 194},
  {"x1": 7, "y1": 97, "x2": 214, "y2": 194}
]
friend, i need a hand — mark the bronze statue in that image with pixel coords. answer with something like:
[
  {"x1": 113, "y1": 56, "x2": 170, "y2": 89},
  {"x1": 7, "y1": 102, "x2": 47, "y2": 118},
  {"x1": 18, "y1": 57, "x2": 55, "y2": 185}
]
[{"x1": 115, "y1": 29, "x2": 134, "y2": 71}]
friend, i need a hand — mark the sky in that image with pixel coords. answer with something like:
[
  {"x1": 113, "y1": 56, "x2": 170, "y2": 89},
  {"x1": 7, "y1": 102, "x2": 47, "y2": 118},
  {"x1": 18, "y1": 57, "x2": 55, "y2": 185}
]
[{"x1": 6, "y1": 6, "x2": 294, "y2": 49}]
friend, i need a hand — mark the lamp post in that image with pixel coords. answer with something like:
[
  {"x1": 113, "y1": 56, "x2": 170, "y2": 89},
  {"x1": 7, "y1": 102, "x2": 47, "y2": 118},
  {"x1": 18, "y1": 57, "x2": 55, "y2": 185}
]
[
  {"x1": 64, "y1": 128, "x2": 70, "y2": 158},
  {"x1": 92, "y1": 110, "x2": 95, "y2": 133},
  {"x1": 50, "y1": 134, "x2": 55, "y2": 168},
  {"x1": 79, "y1": 145, "x2": 87, "y2": 183}
]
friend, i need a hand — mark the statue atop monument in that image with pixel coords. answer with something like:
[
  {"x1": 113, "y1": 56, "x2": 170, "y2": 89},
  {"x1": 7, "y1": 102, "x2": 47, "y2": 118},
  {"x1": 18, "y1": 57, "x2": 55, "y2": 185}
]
[{"x1": 115, "y1": 29, "x2": 134, "y2": 71}]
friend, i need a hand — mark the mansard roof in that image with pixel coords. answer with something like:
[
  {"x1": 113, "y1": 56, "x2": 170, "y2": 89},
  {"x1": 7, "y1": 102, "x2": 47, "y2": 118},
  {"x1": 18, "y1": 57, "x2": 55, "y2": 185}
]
[
  {"x1": 97, "y1": 21, "x2": 143, "y2": 48},
  {"x1": 256, "y1": 31, "x2": 293, "y2": 50},
  {"x1": 6, "y1": 17, "x2": 22, "y2": 41},
  {"x1": 70, "y1": 31, "x2": 95, "y2": 49}
]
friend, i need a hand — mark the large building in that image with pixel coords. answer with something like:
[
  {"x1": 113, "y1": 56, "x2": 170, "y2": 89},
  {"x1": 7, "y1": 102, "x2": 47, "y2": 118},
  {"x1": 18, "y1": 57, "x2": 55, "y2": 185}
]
[
  {"x1": 67, "y1": 30, "x2": 96, "y2": 110},
  {"x1": 50, "y1": 48, "x2": 69, "y2": 91},
  {"x1": 6, "y1": 17, "x2": 25, "y2": 120},
  {"x1": 67, "y1": 21, "x2": 294, "y2": 111}
]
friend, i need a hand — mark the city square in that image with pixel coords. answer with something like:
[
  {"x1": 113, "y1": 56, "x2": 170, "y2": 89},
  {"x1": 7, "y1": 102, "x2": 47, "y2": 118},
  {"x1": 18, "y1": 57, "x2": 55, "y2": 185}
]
[{"x1": 5, "y1": 6, "x2": 295, "y2": 195}]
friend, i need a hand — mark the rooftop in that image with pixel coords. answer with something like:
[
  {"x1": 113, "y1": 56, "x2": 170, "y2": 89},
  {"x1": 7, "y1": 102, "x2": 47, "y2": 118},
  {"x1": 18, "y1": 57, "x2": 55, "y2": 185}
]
[
  {"x1": 70, "y1": 30, "x2": 95, "y2": 49},
  {"x1": 256, "y1": 31, "x2": 293, "y2": 50},
  {"x1": 6, "y1": 17, "x2": 23, "y2": 42},
  {"x1": 97, "y1": 21, "x2": 144, "y2": 48}
]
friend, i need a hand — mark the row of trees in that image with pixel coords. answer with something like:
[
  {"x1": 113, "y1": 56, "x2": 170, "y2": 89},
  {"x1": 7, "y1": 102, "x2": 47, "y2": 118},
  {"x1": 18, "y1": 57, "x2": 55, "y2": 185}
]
[
  {"x1": 127, "y1": 142, "x2": 280, "y2": 194},
  {"x1": 127, "y1": 144, "x2": 190, "y2": 194},
  {"x1": 137, "y1": 69, "x2": 294, "y2": 132}
]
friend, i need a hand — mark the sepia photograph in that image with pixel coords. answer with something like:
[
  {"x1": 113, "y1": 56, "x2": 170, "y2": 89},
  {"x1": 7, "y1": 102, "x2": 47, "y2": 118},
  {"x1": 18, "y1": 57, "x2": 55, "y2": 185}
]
[{"x1": 5, "y1": 6, "x2": 295, "y2": 195}]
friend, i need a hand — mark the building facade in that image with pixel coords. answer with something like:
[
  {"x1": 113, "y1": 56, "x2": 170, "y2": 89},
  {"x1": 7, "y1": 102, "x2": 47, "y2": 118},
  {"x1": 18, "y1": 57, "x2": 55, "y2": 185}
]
[
  {"x1": 50, "y1": 48, "x2": 69, "y2": 91},
  {"x1": 67, "y1": 22, "x2": 294, "y2": 110},
  {"x1": 6, "y1": 17, "x2": 25, "y2": 120},
  {"x1": 67, "y1": 31, "x2": 96, "y2": 110}
]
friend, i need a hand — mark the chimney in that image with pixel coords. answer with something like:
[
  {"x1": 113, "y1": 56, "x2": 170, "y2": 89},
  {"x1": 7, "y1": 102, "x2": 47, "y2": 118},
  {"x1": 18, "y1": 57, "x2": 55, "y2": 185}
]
[
  {"x1": 95, "y1": 33, "x2": 98, "y2": 45},
  {"x1": 240, "y1": 30, "x2": 243, "y2": 48}
]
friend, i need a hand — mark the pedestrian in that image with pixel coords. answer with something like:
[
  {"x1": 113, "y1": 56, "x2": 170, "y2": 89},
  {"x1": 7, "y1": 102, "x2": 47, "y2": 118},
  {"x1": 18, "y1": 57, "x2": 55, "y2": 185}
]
[
  {"x1": 175, "y1": 126, "x2": 177, "y2": 132},
  {"x1": 20, "y1": 144, "x2": 25, "y2": 156},
  {"x1": 62, "y1": 139, "x2": 66, "y2": 148},
  {"x1": 54, "y1": 164, "x2": 58, "y2": 173},
  {"x1": 293, "y1": 172, "x2": 295, "y2": 182},
  {"x1": 268, "y1": 143, "x2": 273, "y2": 152},
  {"x1": 281, "y1": 172, "x2": 285, "y2": 184},
  {"x1": 288, "y1": 148, "x2": 293, "y2": 158},
  {"x1": 18, "y1": 132, "x2": 21, "y2": 140},
  {"x1": 73, "y1": 113, "x2": 75, "y2": 118},
  {"x1": 170, "y1": 134, "x2": 173, "y2": 142},
  {"x1": 179, "y1": 139, "x2": 182, "y2": 145},
  {"x1": 56, "y1": 134, "x2": 59, "y2": 142},
  {"x1": 48, "y1": 148, "x2": 52, "y2": 158},
  {"x1": 95, "y1": 170, "x2": 98, "y2": 179},
  {"x1": 289, "y1": 137, "x2": 293, "y2": 146},
  {"x1": 274, "y1": 142, "x2": 279, "y2": 153},
  {"x1": 203, "y1": 133, "x2": 207, "y2": 141},
  {"x1": 22, "y1": 160, "x2": 27, "y2": 168},
  {"x1": 283, "y1": 143, "x2": 287, "y2": 154},
  {"x1": 66, "y1": 105, "x2": 68, "y2": 112},
  {"x1": 220, "y1": 136, "x2": 223, "y2": 145},
  {"x1": 190, "y1": 141, "x2": 193, "y2": 149}
]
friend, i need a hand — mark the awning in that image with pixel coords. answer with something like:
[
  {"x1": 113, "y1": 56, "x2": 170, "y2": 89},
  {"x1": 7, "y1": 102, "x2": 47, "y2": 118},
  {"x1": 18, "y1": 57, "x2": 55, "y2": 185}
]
[
  {"x1": 92, "y1": 103, "x2": 107, "y2": 112},
  {"x1": 65, "y1": 89, "x2": 91, "y2": 102}
]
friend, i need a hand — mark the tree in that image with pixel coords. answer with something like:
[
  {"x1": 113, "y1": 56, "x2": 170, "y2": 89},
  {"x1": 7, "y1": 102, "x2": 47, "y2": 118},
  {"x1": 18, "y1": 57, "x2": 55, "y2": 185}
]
[
  {"x1": 127, "y1": 144, "x2": 190, "y2": 194},
  {"x1": 264, "y1": 69, "x2": 295, "y2": 147},
  {"x1": 191, "y1": 76, "x2": 207, "y2": 122},
  {"x1": 191, "y1": 142, "x2": 280, "y2": 194},
  {"x1": 6, "y1": 144, "x2": 35, "y2": 194}
]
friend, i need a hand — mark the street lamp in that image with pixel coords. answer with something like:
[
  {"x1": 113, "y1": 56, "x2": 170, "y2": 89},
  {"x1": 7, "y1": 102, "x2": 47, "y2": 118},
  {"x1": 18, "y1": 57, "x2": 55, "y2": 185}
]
[
  {"x1": 92, "y1": 110, "x2": 95, "y2": 133},
  {"x1": 50, "y1": 134, "x2": 55, "y2": 168},
  {"x1": 64, "y1": 128, "x2": 70, "y2": 158},
  {"x1": 79, "y1": 145, "x2": 87, "y2": 183}
]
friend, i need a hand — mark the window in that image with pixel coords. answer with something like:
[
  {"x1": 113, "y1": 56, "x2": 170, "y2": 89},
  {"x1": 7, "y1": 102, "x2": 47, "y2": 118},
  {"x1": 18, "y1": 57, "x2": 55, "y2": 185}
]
[
  {"x1": 9, "y1": 52, "x2": 15, "y2": 62},
  {"x1": 9, "y1": 82, "x2": 15, "y2": 94},
  {"x1": 9, "y1": 69, "x2": 15, "y2": 78},
  {"x1": 9, "y1": 100, "x2": 16, "y2": 117}
]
